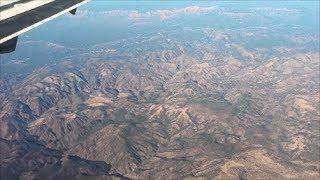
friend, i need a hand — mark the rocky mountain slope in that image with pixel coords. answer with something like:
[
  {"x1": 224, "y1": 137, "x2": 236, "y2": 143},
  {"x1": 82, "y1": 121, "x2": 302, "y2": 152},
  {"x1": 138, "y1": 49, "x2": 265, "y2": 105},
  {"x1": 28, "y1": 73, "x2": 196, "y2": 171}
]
[
  {"x1": 1, "y1": 33, "x2": 319, "y2": 179},
  {"x1": 1, "y1": 2, "x2": 319, "y2": 178}
]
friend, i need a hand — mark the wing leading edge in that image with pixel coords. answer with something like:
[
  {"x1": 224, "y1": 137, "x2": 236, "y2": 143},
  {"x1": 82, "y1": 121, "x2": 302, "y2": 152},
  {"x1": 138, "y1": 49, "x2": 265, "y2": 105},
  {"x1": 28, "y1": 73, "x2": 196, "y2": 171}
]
[{"x1": 0, "y1": 0, "x2": 91, "y2": 53}]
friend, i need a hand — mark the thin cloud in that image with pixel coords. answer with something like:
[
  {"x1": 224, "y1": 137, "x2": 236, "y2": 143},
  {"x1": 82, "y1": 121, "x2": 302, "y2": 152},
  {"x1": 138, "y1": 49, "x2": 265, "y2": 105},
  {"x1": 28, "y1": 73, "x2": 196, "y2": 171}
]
[
  {"x1": 129, "y1": 6, "x2": 217, "y2": 21},
  {"x1": 76, "y1": 6, "x2": 217, "y2": 21}
]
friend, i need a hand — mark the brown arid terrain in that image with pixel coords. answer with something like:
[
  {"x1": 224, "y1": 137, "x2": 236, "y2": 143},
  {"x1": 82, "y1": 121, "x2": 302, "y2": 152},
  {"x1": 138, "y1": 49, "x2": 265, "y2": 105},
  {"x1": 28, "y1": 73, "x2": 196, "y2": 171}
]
[
  {"x1": 1, "y1": 2, "x2": 320, "y2": 180},
  {"x1": 1, "y1": 35, "x2": 319, "y2": 179}
]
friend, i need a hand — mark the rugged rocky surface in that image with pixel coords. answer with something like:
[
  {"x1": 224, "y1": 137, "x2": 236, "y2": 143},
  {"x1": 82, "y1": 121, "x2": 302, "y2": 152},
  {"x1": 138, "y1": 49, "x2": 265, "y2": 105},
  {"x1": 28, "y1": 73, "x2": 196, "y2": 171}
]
[
  {"x1": 1, "y1": 2, "x2": 319, "y2": 179},
  {"x1": 0, "y1": 138, "x2": 127, "y2": 180},
  {"x1": 1, "y1": 41, "x2": 319, "y2": 179}
]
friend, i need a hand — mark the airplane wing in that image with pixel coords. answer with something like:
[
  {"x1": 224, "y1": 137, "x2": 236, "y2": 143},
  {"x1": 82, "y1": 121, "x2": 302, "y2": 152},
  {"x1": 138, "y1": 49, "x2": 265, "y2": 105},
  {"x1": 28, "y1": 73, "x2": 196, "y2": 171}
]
[{"x1": 0, "y1": 0, "x2": 91, "y2": 53}]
